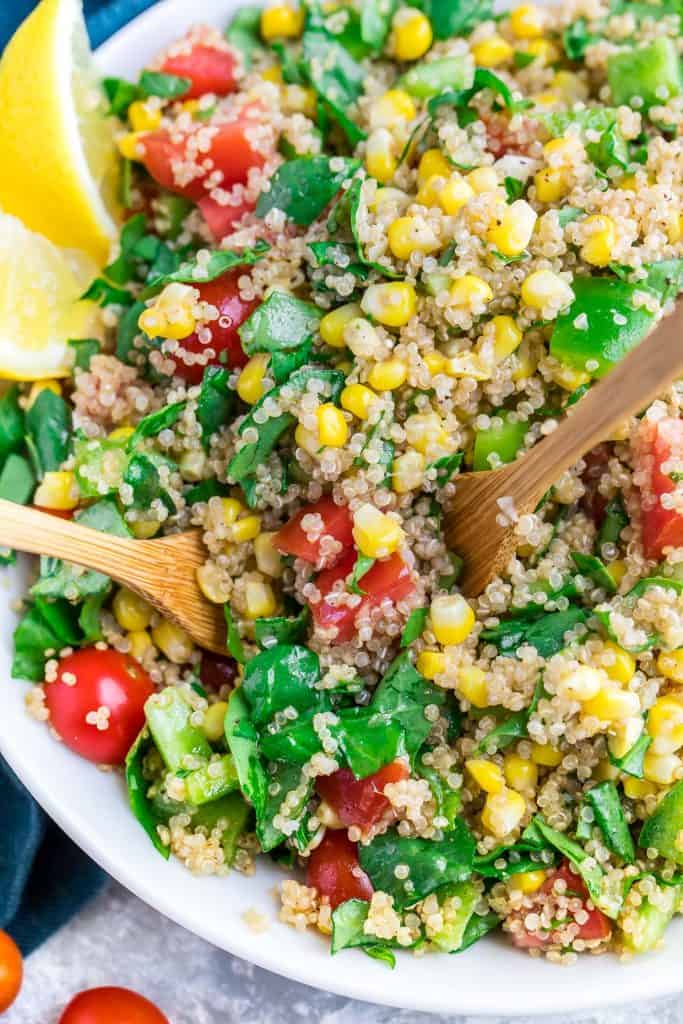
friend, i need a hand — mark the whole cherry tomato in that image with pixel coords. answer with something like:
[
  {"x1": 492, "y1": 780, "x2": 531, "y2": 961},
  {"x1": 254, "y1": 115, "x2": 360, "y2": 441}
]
[
  {"x1": 59, "y1": 986, "x2": 168, "y2": 1024},
  {"x1": 44, "y1": 648, "x2": 154, "y2": 765},
  {"x1": 0, "y1": 930, "x2": 22, "y2": 1013}
]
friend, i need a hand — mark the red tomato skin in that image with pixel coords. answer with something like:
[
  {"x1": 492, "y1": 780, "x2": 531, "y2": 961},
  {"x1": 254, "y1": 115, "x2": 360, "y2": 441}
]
[
  {"x1": 169, "y1": 270, "x2": 257, "y2": 383},
  {"x1": 44, "y1": 649, "x2": 154, "y2": 766},
  {"x1": 311, "y1": 551, "x2": 416, "y2": 642},
  {"x1": 511, "y1": 862, "x2": 611, "y2": 949},
  {"x1": 141, "y1": 112, "x2": 265, "y2": 201},
  {"x1": 59, "y1": 986, "x2": 168, "y2": 1024},
  {"x1": 161, "y1": 44, "x2": 238, "y2": 99},
  {"x1": 198, "y1": 194, "x2": 254, "y2": 241},
  {"x1": 274, "y1": 497, "x2": 354, "y2": 568},
  {"x1": 306, "y1": 831, "x2": 374, "y2": 909},
  {"x1": 634, "y1": 416, "x2": 683, "y2": 559},
  {"x1": 0, "y1": 930, "x2": 22, "y2": 1013},
  {"x1": 317, "y1": 760, "x2": 410, "y2": 828}
]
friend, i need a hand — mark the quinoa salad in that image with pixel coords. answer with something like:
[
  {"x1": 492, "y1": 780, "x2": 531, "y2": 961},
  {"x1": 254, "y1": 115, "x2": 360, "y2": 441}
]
[{"x1": 11, "y1": 0, "x2": 683, "y2": 967}]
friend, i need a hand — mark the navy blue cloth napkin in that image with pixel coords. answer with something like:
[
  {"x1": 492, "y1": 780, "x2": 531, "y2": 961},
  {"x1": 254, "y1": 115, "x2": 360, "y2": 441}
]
[{"x1": 0, "y1": 0, "x2": 158, "y2": 954}]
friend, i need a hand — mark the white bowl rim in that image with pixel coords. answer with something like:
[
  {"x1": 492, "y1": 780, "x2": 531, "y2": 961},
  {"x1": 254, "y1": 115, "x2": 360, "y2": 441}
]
[{"x1": 3, "y1": 0, "x2": 683, "y2": 1013}]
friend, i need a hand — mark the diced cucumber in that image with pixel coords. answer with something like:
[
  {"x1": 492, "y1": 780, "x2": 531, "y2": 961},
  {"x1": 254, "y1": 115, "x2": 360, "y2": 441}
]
[
  {"x1": 145, "y1": 686, "x2": 212, "y2": 772},
  {"x1": 639, "y1": 779, "x2": 683, "y2": 864},
  {"x1": 184, "y1": 754, "x2": 239, "y2": 806},
  {"x1": 430, "y1": 881, "x2": 480, "y2": 952},
  {"x1": 473, "y1": 412, "x2": 527, "y2": 471},
  {"x1": 607, "y1": 37, "x2": 683, "y2": 110},
  {"x1": 399, "y1": 57, "x2": 474, "y2": 99},
  {"x1": 620, "y1": 880, "x2": 680, "y2": 953}
]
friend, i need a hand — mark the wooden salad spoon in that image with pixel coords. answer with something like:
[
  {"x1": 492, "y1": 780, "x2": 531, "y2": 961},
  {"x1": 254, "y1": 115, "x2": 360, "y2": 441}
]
[
  {"x1": 444, "y1": 305, "x2": 683, "y2": 597},
  {"x1": 0, "y1": 501, "x2": 226, "y2": 653}
]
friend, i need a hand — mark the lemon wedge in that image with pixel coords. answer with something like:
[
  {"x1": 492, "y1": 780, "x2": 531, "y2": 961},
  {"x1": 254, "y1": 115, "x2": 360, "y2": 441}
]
[
  {"x1": 0, "y1": 0, "x2": 120, "y2": 265},
  {"x1": 0, "y1": 212, "x2": 101, "y2": 380}
]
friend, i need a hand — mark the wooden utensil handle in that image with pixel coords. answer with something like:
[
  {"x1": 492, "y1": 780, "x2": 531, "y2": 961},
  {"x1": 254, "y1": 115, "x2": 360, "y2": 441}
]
[
  {"x1": 0, "y1": 498, "x2": 135, "y2": 576},
  {"x1": 508, "y1": 303, "x2": 683, "y2": 505}
]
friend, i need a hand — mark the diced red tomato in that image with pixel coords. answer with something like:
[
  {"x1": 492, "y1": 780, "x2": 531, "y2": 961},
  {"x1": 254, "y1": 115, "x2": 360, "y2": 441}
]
[
  {"x1": 481, "y1": 112, "x2": 535, "y2": 158},
  {"x1": 141, "y1": 104, "x2": 267, "y2": 202},
  {"x1": 306, "y1": 830, "x2": 374, "y2": 909},
  {"x1": 161, "y1": 43, "x2": 238, "y2": 99},
  {"x1": 316, "y1": 760, "x2": 409, "y2": 829},
  {"x1": 634, "y1": 416, "x2": 683, "y2": 559},
  {"x1": 510, "y1": 862, "x2": 612, "y2": 950},
  {"x1": 168, "y1": 270, "x2": 257, "y2": 383},
  {"x1": 311, "y1": 551, "x2": 415, "y2": 643},
  {"x1": 198, "y1": 194, "x2": 254, "y2": 241},
  {"x1": 44, "y1": 648, "x2": 154, "y2": 766},
  {"x1": 580, "y1": 442, "x2": 611, "y2": 527},
  {"x1": 274, "y1": 497, "x2": 353, "y2": 569}
]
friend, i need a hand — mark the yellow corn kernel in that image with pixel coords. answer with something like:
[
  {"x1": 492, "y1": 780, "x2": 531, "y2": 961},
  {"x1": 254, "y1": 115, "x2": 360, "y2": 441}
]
[
  {"x1": 466, "y1": 758, "x2": 505, "y2": 794},
  {"x1": 456, "y1": 665, "x2": 488, "y2": 708},
  {"x1": 138, "y1": 305, "x2": 195, "y2": 342},
  {"x1": 388, "y1": 216, "x2": 440, "y2": 260},
  {"x1": 488, "y1": 199, "x2": 537, "y2": 257},
  {"x1": 606, "y1": 559, "x2": 626, "y2": 587},
  {"x1": 370, "y1": 89, "x2": 416, "y2": 130},
  {"x1": 130, "y1": 519, "x2": 160, "y2": 539},
  {"x1": 392, "y1": 7, "x2": 433, "y2": 61},
  {"x1": 430, "y1": 593, "x2": 475, "y2": 646},
  {"x1": 581, "y1": 214, "x2": 617, "y2": 268},
  {"x1": 237, "y1": 353, "x2": 270, "y2": 405},
  {"x1": 369, "y1": 187, "x2": 408, "y2": 213},
  {"x1": 417, "y1": 649, "x2": 446, "y2": 679},
  {"x1": 531, "y1": 742, "x2": 562, "y2": 767},
  {"x1": 260, "y1": 64, "x2": 284, "y2": 84},
  {"x1": 416, "y1": 174, "x2": 444, "y2": 208},
  {"x1": 26, "y1": 379, "x2": 61, "y2": 409},
  {"x1": 557, "y1": 666, "x2": 603, "y2": 702},
  {"x1": 195, "y1": 562, "x2": 232, "y2": 604},
  {"x1": 361, "y1": 282, "x2": 417, "y2": 327},
  {"x1": 202, "y1": 701, "x2": 229, "y2": 742},
  {"x1": 366, "y1": 128, "x2": 397, "y2": 184},
  {"x1": 368, "y1": 358, "x2": 408, "y2": 391},
  {"x1": 601, "y1": 641, "x2": 635, "y2": 684},
  {"x1": 283, "y1": 84, "x2": 317, "y2": 118},
  {"x1": 449, "y1": 274, "x2": 493, "y2": 311},
  {"x1": 117, "y1": 131, "x2": 146, "y2": 161},
  {"x1": 509, "y1": 869, "x2": 547, "y2": 894},
  {"x1": 552, "y1": 70, "x2": 589, "y2": 103},
  {"x1": 127, "y1": 630, "x2": 152, "y2": 662},
  {"x1": 619, "y1": 174, "x2": 638, "y2": 192},
  {"x1": 294, "y1": 423, "x2": 320, "y2": 456},
  {"x1": 466, "y1": 166, "x2": 499, "y2": 194},
  {"x1": 352, "y1": 503, "x2": 404, "y2": 558},
  {"x1": 657, "y1": 649, "x2": 683, "y2": 683},
  {"x1": 439, "y1": 174, "x2": 474, "y2": 215},
  {"x1": 108, "y1": 425, "x2": 135, "y2": 442},
  {"x1": 504, "y1": 753, "x2": 538, "y2": 792},
  {"x1": 418, "y1": 148, "x2": 451, "y2": 183},
  {"x1": 316, "y1": 403, "x2": 349, "y2": 447},
  {"x1": 647, "y1": 694, "x2": 683, "y2": 755},
  {"x1": 405, "y1": 411, "x2": 451, "y2": 456},
  {"x1": 643, "y1": 750, "x2": 681, "y2": 786},
  {"x1": 623, "y1": 777, "x2": 657, "y2": 800},
  {"x1": 219, "y1": 498, "x2": 243, "y2": 526},
  {"x1": 254, "y1": 532, "x2": 283, "y2": 578},
  {"x1": 549, "y1": 363, "x2": 591, "y2": 391},
  {"x1": 542, "y1": 137, "x2": 577, "y2": 163},
  {"x1": 180, "y1": 99, "x2": 200, "y2": 116},
  {"x1": 608, "y1": 715, "x2": 644, "y2": 760},
  {"x1": 510, "y1": 3, "x2": 544, "y2": 38},
  {"x1": 320, "y1": 302, "x2": 361, "y2": 349},
  {"x1": 424, "y1": 351, "x2": 448, "y2": 375},
  {"x1": 472, "y1": 35, "x2": 514, "y2": 67},
  {"x1": 534, "y1": 90, "x2": 559, "y2": 108},
  {"x1": 521, "y1": 269, "x2": 573, "y2": 310},
  {"x1": 525, "y1": 38, "x2": 560, "y2": 64},
  {"x1": 113, "y1": 587, "x2": 153, "y2": 631},
  {"x1": 582, "y1": 682, "x2": 640, "y2": 724},
  {"x1": 667, "y1": 213, "x2": 682, "y2": 245},
  {"x1": 245, "y1": 579, "x2": 277, "y2": 619},
  {"x1": 491, "y1": 315, "x2": 523, "y2": 361},
  {"x1": 594, "y1": 756, "x2": 620, "y2": 782},
  {"x1": 128, "y1": 100, "x2": 162, "y2": 133},
  {"x1": 392, "y1": 450, "x2": 425, "y2": 493},
  {"x1": 230, "y1": 514, "x2": 262, "y2": 544},
  {"x1": 341, "y1": 383, "x2": 378, "y2": 420},
  {"x1": 481, "y1": 788, "x2": 526, "y2": 838},
  {"x1": 151, "y1": 620, "x2": 195, "y2": 663},
  {"x1": 511, "y1": 339, "x2": 537, "y2": 381},
  {"x1": 445, "y1": 351, "x2": 491, "y2": 381},
  {"x1": 534, "y1": 167, "x2": 569, "y2": 203},
  {"x1": 260, "y1": 3, "x2": 304, "y2": 40},
  {"x1": 32, "y1": 470, "x2": 79, "y2": 511}
]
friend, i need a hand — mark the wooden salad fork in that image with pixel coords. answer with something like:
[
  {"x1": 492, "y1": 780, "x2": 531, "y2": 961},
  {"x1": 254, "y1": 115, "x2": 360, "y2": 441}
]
[
  {"x1": 0, "y1": 500, "x2": 227, "y2": 653},
  {"x1": 445, "y1": 305, "x2": 683, "y2": 596}
]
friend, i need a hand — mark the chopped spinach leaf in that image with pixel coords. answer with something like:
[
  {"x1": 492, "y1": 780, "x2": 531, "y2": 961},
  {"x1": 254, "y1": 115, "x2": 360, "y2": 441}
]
[{"x1": 401, "y1": 607, "x2": 428, "y2": 647}]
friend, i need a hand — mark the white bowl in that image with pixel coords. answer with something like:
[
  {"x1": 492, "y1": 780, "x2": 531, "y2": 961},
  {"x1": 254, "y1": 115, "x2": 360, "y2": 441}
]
[{"x1": 2, "y1": 1, "x2": 683, "y2": 1013}]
